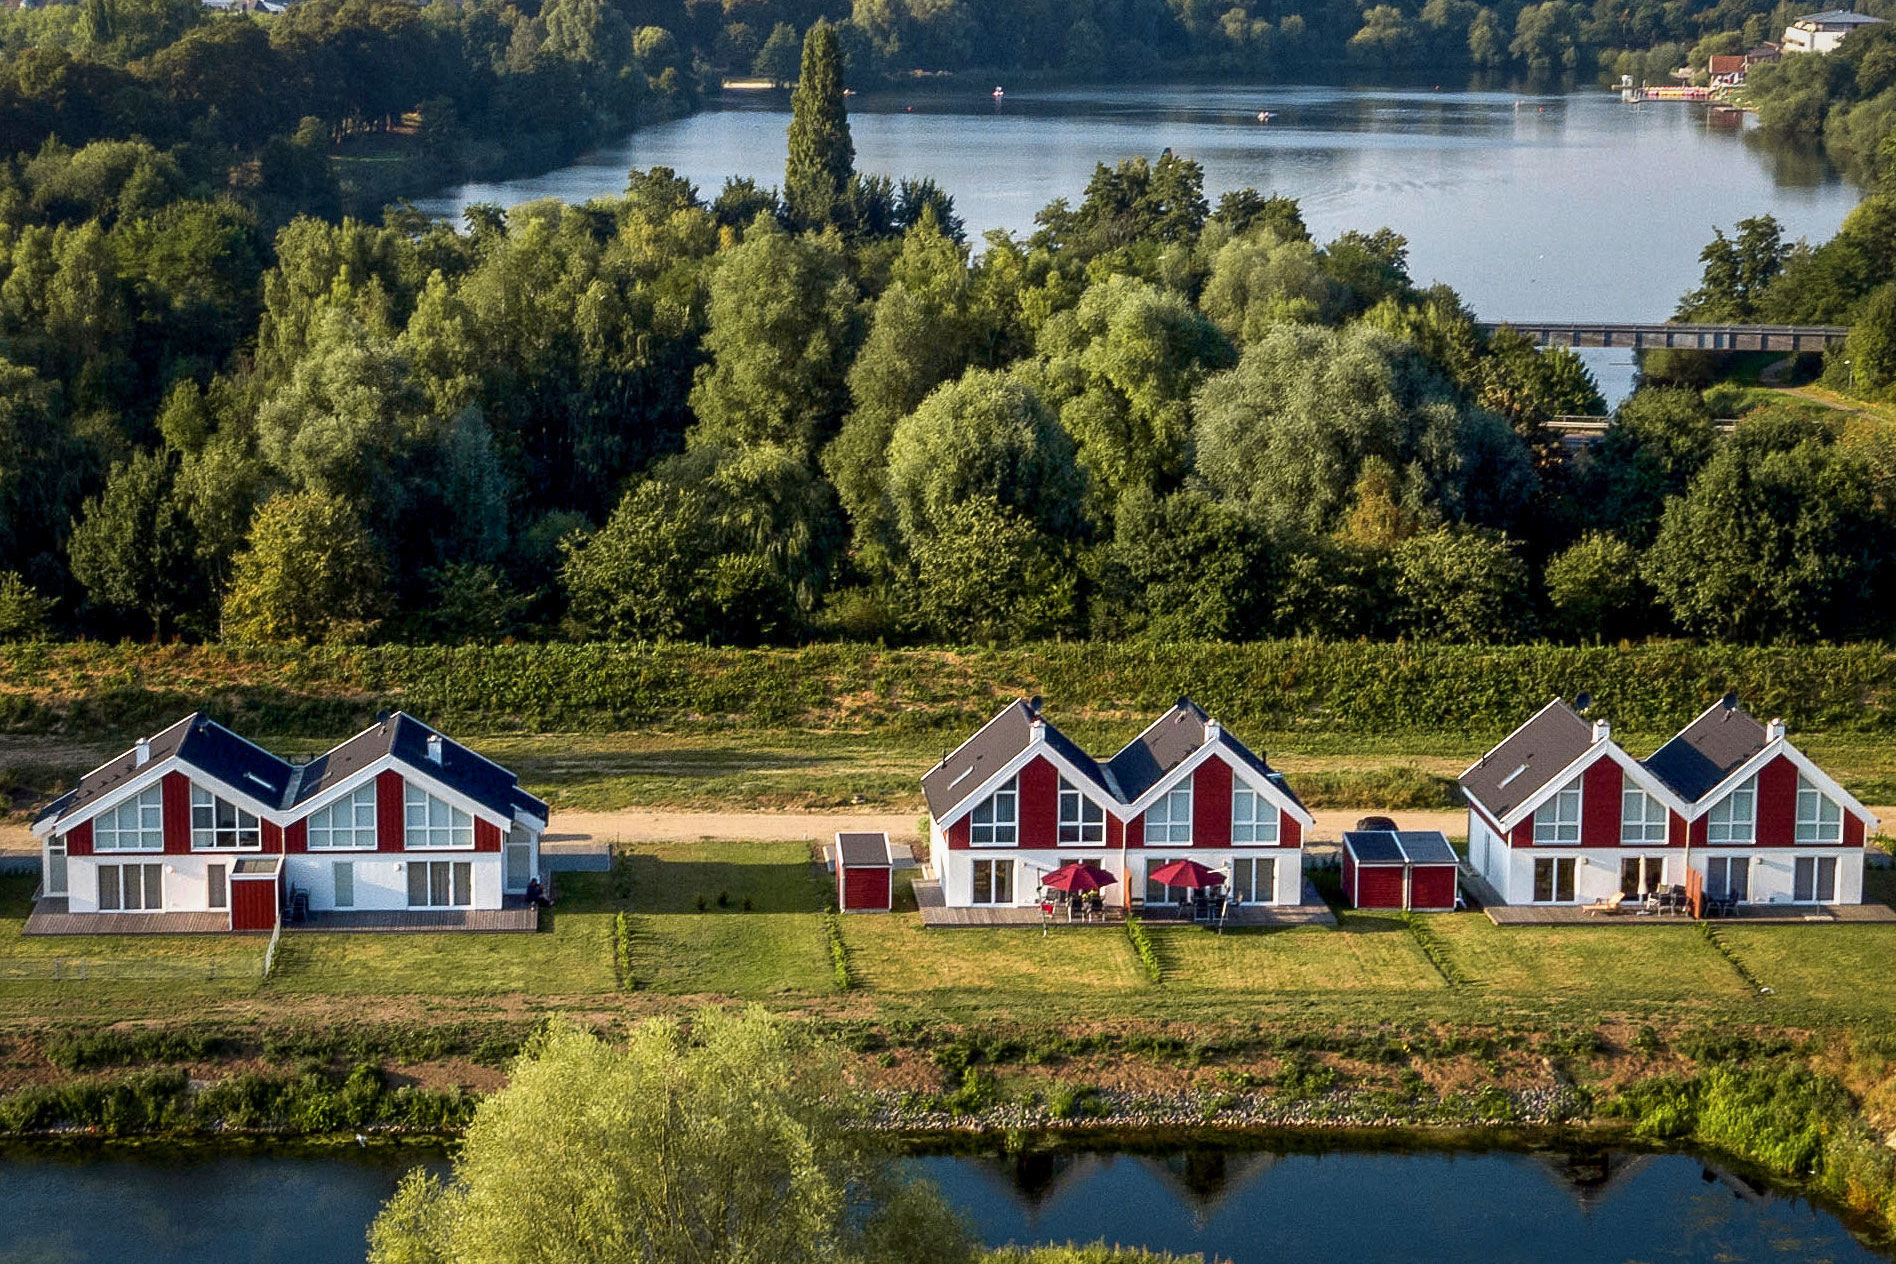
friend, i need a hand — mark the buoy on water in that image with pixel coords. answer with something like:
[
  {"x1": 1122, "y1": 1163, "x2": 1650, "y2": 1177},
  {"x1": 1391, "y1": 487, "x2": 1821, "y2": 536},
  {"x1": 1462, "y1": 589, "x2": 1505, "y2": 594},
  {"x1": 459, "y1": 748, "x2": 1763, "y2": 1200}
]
[
  {"x1": 992, "y1": 86, "x2": 1005, "y2": 99},
  {"x1": 1256, "y1": 110, "x2": 1274, "y2": 122}
]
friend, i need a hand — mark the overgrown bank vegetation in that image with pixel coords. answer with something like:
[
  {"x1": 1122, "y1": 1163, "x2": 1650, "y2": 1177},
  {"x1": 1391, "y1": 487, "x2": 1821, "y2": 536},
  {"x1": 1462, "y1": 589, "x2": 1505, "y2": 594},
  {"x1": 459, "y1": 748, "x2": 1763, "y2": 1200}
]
[{"x1": 9, "y1": 640, "x2": 1896, "y2": 742}]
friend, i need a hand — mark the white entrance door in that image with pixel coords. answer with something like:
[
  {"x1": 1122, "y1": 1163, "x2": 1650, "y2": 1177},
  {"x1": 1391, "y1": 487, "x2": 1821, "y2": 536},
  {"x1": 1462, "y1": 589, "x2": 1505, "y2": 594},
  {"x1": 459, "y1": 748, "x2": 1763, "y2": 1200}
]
[
  {"x1": 505, "y1": 842, "x2": 532, "y2": 892},
  {"x1": 44, "y1": 835, "x2": 67, "y2": 896}
]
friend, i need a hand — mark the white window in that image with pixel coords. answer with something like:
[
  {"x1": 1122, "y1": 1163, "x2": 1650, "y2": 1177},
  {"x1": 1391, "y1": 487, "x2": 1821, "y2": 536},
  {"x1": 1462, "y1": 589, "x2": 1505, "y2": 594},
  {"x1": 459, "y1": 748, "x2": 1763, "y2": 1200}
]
[
  {"x1": 407, "y1": 859, "x2": 472, "y2": 907},
  {"x1": 191, "y1": 786, "x2": 260, "y2": 850},
  {"x1": 1232, "y1": 787, "x2": 1279, "y2": 845},
  {"x1": 1534, "y1": 779, "x2": 1582, "y2": 844},
  {"x1": 971, "y1": 858, "x2": 1013, "y2": 905},
  {"x1": 1146, "y1": 785, "x2": 1192, "y2": 845},
  {"x1": 1620, "y1": 778, "x2": 1668, "y2": 844},
  {"x1": 94, "y1": 785, "x2": 163, "y2": 851},
  {"x1": 1795, "y1": 775, "x2": 1842, "y2": 844},
  {"x1": 1706, "y1": 856, "x2": 1750, "y2": 901},
  {"x1": 1145, "y1": 860, "x2": 1182, "y2": 905},
  {"x1": 207, "y1": 863, "x2": 227, "y2": 910},
  {"x1": 1532, "y1": 856, "x2": 1576, "y2": 902},
  {"x1": 45, "y1": 835, "x2": 68, "y2": 896},
  {"x1": 1707, "y1": 775, "x2": 1757, "y2": 844},
  {"x1": 970, "y1": 776, "x2": 1018, "y2": 846},
  {"x1": 309, "y1": 784, "x2": 379, "y2": 850},
  {"x1": 1231, "y1": 855, "x2": 1276, "y2": 903},
  {"x1": 97, "y1": 862, "x2": 163, "y2": 911},
  {"x1": 404, "y1": 785, "x2": 474, "y2": 849},
  {"x1": 1794, "y1": 855, "x2": 1837, "y2": 903},
  {"x1": 1057, "y1": 778, "x2": 1104, "y2": 844},
  {"x1": 333, "y1": 861, "x2": 355, "y2": 908}
]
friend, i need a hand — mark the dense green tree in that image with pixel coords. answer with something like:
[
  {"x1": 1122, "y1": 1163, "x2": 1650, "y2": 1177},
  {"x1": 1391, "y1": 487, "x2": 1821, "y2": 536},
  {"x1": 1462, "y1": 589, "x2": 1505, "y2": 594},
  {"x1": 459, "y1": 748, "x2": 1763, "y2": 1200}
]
[
  {"x1": 221, "y1": 490, "x2": 388, "y2": 644},
  {"x1": 783, "y1": 22, "x2": 853, "y2": 232},
  {"x1": 0, "y1": 358, "x2": 79, "y2": 589},
  {"x1": 1091, "y1": 486, "x2": 1267, "y2": 640},
  {"x1": 1842, "y1": 280, "x2": 1896, "y2": 397},
  {"x1": 66, "y1": 447, "x2": 200, "y2": 637},
  {"x1": 1199, "y1": 227, "x2": 1347, "y2": 340},
  {"x1": 1391, "y1": 526, "x2": 1532, "y2": 642},
  {"x1": 367, "y1": 1009, "x2": 972, "y2": 1264},
  {"x1": 755, "y1": 21, "x2": 801, "y2": 85},
  {"x1": 1544, "y1": 532, "x2": 1649, "y2": 640},
  {"x1": 0, "y1": 571, "x2": 54, "y2": 639},
  {"x1": 1645, "y1": 411, "x2": 1896, "y2": 641},
  {"x1": 1677, "y1": 215, "x2": 1790, "y2": 321},
  {"x1": 910, "y1": 495, "x2": 1078, "y2": 644},
  {"x1": 1584, "y1": 386, "x2": 1719, "y2": 545}
]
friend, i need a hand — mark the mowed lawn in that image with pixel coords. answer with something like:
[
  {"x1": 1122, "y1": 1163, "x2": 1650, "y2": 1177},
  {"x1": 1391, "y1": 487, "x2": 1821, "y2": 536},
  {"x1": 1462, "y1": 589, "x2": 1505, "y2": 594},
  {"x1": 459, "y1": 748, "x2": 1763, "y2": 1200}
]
[
  {"x1": 1420, "y1": 916, "x2": 1755, "y2": 1004},
  {"x1": 619, "y1": 841, "x2": 834, "y2": 996}
]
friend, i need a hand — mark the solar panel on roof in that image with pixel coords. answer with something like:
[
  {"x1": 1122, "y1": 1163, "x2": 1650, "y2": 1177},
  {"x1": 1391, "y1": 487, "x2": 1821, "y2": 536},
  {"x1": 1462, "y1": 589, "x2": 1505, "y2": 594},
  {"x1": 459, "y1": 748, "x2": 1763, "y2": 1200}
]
[
  {"x1": 1394, "y1": 831, "x2": 1459, "y2": 865},
  {"x1": 1343, "y1": 831, "x2": 1405, "y2": 863}
]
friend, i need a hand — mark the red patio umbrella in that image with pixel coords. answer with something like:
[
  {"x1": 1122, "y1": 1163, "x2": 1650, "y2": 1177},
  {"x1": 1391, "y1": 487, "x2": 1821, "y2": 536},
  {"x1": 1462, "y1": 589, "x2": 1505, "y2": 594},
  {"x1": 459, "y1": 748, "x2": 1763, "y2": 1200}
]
[
  {"x1": 1147, "y1": 858, "x2": 1226, "y2": 889},
  {"x1": 1041, "y1": 861, "x2": 1118, "y2": 894}
]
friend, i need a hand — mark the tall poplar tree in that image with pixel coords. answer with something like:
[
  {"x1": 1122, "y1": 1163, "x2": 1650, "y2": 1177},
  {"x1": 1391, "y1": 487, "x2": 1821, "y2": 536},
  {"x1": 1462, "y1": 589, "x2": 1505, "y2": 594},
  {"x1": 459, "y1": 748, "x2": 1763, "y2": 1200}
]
[{"x1": 784, "y1": 22, "x2": 853, "y2": 232}]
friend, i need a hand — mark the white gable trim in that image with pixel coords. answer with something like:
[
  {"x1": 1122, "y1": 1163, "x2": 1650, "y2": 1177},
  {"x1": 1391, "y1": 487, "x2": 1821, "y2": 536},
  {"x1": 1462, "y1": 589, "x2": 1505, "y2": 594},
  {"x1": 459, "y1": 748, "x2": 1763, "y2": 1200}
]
[
  {"x1": 33, "y1": 755, "x2": 284, "y2": 839},
  {"x1": 934, "y1": 736, "x2": 1119, "y2": 829},
  {"x1": 1122, "y1": 741, "x2": 1315, "y2": 828},
  {"x1": 1680, "y1": 738, "x2": 1878, "y2": 828},
  {"x1": 1496, "y1": 740, "x2": 1687, "y2": 832},
  {"x1": 289, "y1": 753, "x2": 511, "y2": 831}
]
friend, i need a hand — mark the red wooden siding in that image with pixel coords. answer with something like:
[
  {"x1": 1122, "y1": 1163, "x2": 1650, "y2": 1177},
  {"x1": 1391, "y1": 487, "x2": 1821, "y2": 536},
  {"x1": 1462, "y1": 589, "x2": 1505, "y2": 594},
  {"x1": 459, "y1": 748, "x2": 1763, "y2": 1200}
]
[
  {"x1": 1509, "y1": 819, "x2": 1535, "y2": 848},
  {"x1": 284, "y1": 820, "x2": 307, "y2": 854},
  {"x1": 1341, "y1": 850, "x2": 1356, "y2": 899},
  {"x1": 377, "y1": 770, "x2": 405, "y2": 852},
  {"x1": 1125, "y1": 816, "x2": 1144, "y2": 849},
  {"x1": 475, "y1": 819, "x2": 502, "y2": 852},
  {"x1": 65, "y1": 819, "x2": 92, "y2": 856},
  {"x1": 839, "y1": 866, "x2": 891, "y2": 911},
  {"x1": 947, "y1": 817, "x2": 970, "y2": 849},
  {"x1": 1669, "y1": 812, "x2": 1688, "y2": 848},
  {"x1": 262, "y1": 821, "x2": 282, "y2": 854},
  {"x1": 1106, "y1": 816, "x2": 1124, "y2": 848},
  {"x1": 1355, "y1": 865, "x2": 1405, "y2": 909},
  {"x1": 229, "y1": 875, "x2": 278, "y2": 931},
  {"x1": 1756, "y1": 755, "x2": 1798, "y2": 846},
  {"x1": 1689, "y1": 817, "x2": 1708, "y2": 848},
  {"x1": 1192, "y1": 760, "x2": 1232, "y2": 847},
  {"x1": 1409, "y1": 865, "x2": 1458, "y2": 911},
  {"x1": 1580, "y1": 759, "x2": 1621, "y2": 846},
  {"x1": 1846, "y1": 815, "x2": 1866, "y2": 848},
  {"x1": 1280, "y1": 813, "x2": 1301, "y2": 849},
  {"x1": 162, "y1": 772, "x2": 191, "y2": 853},
  {"x1": 1018, "y1": 756, "x2": 1059, "y2": 848}
]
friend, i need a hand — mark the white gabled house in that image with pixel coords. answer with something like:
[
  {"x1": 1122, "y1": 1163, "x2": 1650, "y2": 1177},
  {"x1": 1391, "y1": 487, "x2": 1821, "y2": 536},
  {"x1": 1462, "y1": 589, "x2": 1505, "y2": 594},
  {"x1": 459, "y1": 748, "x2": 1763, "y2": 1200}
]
[
  {"x1": 30, "y1": 712, "x2": 547, "y2": 931},
  {"x1": 921, "y1": 698, "x2": 1313, "y2": 910},
  {"x1": 1461, "y1": 696, "x2": 1877, "y2": 908}
]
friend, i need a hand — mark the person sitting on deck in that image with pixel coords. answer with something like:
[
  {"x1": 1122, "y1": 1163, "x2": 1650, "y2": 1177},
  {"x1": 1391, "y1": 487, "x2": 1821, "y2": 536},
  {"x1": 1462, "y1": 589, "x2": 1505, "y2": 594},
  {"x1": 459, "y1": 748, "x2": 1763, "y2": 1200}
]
[{"x1": 525, "y1": 877, "x2": 551, "y2": 908}]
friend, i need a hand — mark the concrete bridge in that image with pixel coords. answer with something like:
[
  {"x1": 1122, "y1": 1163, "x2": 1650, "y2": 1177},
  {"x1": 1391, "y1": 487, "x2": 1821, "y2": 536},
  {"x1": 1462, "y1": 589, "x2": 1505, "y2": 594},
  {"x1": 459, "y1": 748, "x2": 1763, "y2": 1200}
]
[{"x1": 1478, "y1": 321, "x2": 1850, "y2": 352}]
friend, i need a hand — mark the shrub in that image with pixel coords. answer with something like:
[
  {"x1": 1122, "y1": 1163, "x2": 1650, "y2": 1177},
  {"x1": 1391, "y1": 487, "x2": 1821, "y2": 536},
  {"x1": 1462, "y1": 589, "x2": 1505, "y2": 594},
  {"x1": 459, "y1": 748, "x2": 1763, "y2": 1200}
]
[
  {"x1": 1125, "y1": 916, "x2": 1161, "y2": 982},
  {"x1": 822, "y1": 912, "x2": 853, "y2": 991}
]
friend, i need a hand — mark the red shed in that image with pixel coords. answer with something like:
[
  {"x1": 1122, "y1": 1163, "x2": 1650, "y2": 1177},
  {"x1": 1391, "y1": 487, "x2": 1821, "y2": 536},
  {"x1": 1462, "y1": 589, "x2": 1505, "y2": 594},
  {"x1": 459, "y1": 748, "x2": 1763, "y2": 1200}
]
[
  {"x1": 1342, "y1": 830, "x2": 1460, "y2": 912},
  {"x1": 835, "y1": 832, "x2": 893, "y2": 912},
  {"x1": 229, "y1": 856, "x2": 283, "y2": 931}
]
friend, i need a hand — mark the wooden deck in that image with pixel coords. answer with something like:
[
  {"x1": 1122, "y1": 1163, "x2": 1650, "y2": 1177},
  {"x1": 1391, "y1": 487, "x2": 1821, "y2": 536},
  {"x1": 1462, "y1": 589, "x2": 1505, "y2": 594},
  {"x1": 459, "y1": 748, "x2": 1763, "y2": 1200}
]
[
  {"x1": 912, "y1": 878, "x2": 1336, "y2": 928},
  {"x1": 23, "y1": 896, "x2": 539, "y2": 935},
  {"x1": 1484, "y1": 900, "x2": 1896, "y2": 926}
]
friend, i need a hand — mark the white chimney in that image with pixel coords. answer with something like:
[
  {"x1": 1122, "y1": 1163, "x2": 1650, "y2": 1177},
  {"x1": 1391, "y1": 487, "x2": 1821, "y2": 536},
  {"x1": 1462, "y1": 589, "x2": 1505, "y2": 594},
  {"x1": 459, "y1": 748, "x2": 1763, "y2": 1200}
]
[
  {"x1": 1205, "y1": 718, "x2": 1221, "y2": 741},
  {"x1": 133, "y1": 737, "x2": 150, "y2": 767},
  {"x1": 1029, "y1": 717, "x2": 1045, "y2": 743},
  {"x1": 1592, "y1": 719, "x2": 1611, "y2": 743},
  {"x1": 426, "y1": 733, "x2": 444, "y2": 764},
  {"x1": 1766, "y1": 718, "x2": 1787, "y2": 741}
]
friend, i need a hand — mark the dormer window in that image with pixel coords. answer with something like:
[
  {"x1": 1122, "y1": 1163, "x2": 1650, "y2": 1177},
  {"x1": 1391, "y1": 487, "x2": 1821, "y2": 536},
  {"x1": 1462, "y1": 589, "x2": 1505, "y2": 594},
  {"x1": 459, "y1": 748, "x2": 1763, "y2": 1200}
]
[
  {"x1": 1707, "y1": 774, "x2": 1757, "y2": 844},
  {"x1": 1534, "y1": 779, "x2": 1582, "y2": 844},
  {"x1": 971, "y1": 776, "x2": 1018, "y2": 846},
  {"x1": 1795, "y1": 774, "x2": 1842, "y2": 843},
  {"x1": 190, "y1": 787, "x2": 260, "y2": 849},
  {"x1": 1058, "y1": 777, "x2": 1104, "y2": 844}
]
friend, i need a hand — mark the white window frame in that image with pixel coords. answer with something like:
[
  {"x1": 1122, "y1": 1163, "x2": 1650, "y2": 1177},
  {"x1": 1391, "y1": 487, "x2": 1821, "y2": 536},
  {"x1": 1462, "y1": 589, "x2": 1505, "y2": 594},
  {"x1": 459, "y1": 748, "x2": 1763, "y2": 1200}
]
[
  {"x1": 404, "y1": 785, "x2": 474, "y2": 850},
  {"x1": 971, "y1": 857, "x2": 1013, "y2": 905},
  {"x1": 93, "y1": 785, "x2": 164, "y2": 852},
  {"x1": 191, "y1": 786, "x2": 261, "y2": 850},
  {"x1": 1707, "y1": 775, "x2": 1757, "y2": 844},
  {"x1": 308, "y1": 784, "x2": 379, "y2": 850},
  {"x1": 1532, "y1": 855, "x2": 1577, "y2": 903},
  {"x1": 1146, "y1": 785, "x2": 1193, "y2": 845},
  {"x1": 970, "y1": 776, "x2": 1018, "y2": 847},
  {"x1": 1534, "y1": 779, "x2": 1582, "y2": 844},
  {"x1": 1795, "y1": 774, "x2": 1842, "y2": 844},
  {"x1": 1620, "y1": 778, "x2": 1668, "y2": 845},
  {"x1": 1231, "y1": 787, "x2": 1279, "y2": 845},
  {"x1": 1057, "y1": 777, "x2": 1104, "y2": 844},
  {"x1": 1145, "y1": 858, "x2": 1183, "y2": 906},
  {"x1": 1231, "y1": 855, "x2": 1276, "y2": 903},
  {"x1": 1706, "y1": 856, "x2": 1750, "y2": 901},
  {"x1": 207, "y1": 862, "x2": 227, "y2": 911},
  {"x1": 1794, "y1": 855, "x2": 1837, "y2": 903},
  {"x1": 407, "y1": 859, "x2": 472, "y2": 908},
  {"x1": 333, "y1": 861, "x2": 356, "y2": 909},
  {"x1": 97, "y1": 861, "x2": 163, "y2": 911}
]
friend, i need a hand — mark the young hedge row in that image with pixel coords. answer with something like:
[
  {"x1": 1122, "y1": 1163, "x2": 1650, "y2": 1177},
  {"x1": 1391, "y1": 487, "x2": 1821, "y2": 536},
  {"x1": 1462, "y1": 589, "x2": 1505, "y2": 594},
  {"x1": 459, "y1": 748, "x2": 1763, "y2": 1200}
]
[{"x1": 3, "y1": 641, "x2": 1896, "y2": 740}]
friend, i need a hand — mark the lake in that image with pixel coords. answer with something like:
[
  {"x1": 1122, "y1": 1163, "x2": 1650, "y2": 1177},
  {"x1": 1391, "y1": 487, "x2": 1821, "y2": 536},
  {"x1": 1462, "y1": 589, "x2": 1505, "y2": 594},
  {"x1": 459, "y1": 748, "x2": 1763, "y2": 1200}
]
[{"x1": 0, "y1": 1140, "x2": 1884, "y2": 1263}]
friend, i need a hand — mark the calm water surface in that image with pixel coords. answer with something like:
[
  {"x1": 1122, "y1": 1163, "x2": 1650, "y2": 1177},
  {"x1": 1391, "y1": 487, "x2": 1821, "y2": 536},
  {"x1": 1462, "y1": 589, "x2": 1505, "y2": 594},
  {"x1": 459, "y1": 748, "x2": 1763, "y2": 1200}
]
[{"x1": 0, "y1": 1142, "x2": 1883, "y2": 1263}]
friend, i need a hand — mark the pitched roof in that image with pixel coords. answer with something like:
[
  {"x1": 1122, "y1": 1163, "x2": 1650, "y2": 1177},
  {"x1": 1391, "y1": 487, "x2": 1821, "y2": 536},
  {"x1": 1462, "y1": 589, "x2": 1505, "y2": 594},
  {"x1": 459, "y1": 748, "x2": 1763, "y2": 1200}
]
[
  {"x1": 1708, "y1": 54, "x2": 1747, "y2": 72},
  {"x1": 1642, "y1": 700, "x2": 1769, "y2": 804},
  {"x1": 1107, "y1": 698, "x2": 1215, "y2": 801},
  {"x1": 34, "y1": 713, "x2": 294, "y2": 826},
  {"x1": 1795, "y1": 8, "x2": 1886, "y2": 23},
  {"x1": 1343, "y1": 830, "x2": 1459, "y2": 865},
  {"x1": 1459, "y1": 698, "x2": 1596, "y2": 820},
  {"x1": 836, "y1": 831, "x2": 891, "y2": 867},
  {"x1": 920, "y1": 699, "x2": 1112, "y2": 819},
  {"x1": 37, "y1": 711, "x2": 545, "y2": 830}
]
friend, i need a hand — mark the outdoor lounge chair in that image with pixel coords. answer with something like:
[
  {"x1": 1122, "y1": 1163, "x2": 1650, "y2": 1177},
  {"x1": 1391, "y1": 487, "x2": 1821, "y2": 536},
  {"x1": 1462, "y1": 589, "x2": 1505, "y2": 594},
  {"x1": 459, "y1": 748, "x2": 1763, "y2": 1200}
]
[{"x1": 1584, "y1": 891, "x2": 1628, "y2": 916}]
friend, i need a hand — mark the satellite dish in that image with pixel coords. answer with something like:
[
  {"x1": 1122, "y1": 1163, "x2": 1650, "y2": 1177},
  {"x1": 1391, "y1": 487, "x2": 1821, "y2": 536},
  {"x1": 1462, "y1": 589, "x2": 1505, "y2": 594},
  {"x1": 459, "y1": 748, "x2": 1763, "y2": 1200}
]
[
  {"x1": 1721, "y1": 690, "x2": 1740, "y2": 711},
  {"x1": 1574, "y1": 692, "x2": 1592, "y2": 713},
  {"x1": 1027, "y1": 695, "x2": 1043, "y2": 716}
]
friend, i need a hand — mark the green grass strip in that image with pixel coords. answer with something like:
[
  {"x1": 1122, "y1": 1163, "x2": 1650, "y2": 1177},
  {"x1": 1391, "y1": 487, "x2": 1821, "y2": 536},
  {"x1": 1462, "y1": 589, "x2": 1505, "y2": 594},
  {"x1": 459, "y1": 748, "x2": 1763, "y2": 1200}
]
[
  {"x1": 1699, "y1": 922, "x2": 1770, "y2": 996},
  {"x1": 1125, "y1": 916, "x2": 1162, "y2": 983},
  {"x1": 822, "y1": 913, "x2": 853, "y2": 992},
  {"x1": 1403, "y1": 913, "x2": 1472, "y2": 988}
]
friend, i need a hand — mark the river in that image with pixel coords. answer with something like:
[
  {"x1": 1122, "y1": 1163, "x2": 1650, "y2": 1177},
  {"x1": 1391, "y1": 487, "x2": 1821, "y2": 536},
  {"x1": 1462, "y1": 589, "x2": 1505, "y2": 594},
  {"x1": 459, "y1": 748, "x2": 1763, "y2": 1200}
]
[
  {"x1": 0, "y1": 1140, "x2": 1883, "y2": 1263},
  {"x1": 416, "y1": 83, "x2": 1862, "y2": 403}
]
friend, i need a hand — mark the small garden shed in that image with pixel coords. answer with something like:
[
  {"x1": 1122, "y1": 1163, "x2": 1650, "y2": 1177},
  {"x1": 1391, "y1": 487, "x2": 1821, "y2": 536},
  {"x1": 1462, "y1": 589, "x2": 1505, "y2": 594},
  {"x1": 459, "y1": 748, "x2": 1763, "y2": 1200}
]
[
  {"x1": 835, "y1": 832, "x2": 893, "y2": 912},
  {"x1": 1342, "y1": 830, "x2": 1460, "y2": 912}
]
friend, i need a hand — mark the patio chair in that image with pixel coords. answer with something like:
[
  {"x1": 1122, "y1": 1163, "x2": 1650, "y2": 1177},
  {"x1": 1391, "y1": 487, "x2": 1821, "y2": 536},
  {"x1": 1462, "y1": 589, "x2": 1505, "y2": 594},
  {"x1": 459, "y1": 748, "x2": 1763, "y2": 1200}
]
[{"x1": 1584, "y1": 891, "x2": 1628, "y2": 916}]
